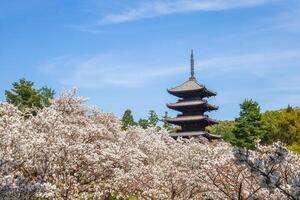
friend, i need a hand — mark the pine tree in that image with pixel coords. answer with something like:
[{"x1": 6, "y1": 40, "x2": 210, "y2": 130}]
[
  {"x1": 231, "y1": 99, "x2": 267, "y2": 149},
  {"x1": 137, "y1": 110, "x2": 159, "y2": 130},
  {"x1": 148, "y1": 110, "x2": 159, "y2": 126},
  {"x1": 121, "y1": 109, "x2": 136, "y2": 130},
  {"x1": 5, "y1": 78, "x2": 55, "y2": 111}
]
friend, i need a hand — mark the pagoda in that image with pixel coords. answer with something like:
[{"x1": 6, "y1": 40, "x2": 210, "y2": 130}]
[{"x1": 165, "y1": 50, "x2": 219, "y2": 139}]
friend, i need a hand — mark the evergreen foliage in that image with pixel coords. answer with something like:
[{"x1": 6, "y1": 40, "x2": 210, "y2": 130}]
[
  {"x1": 121, "y1": 110, "x2": 160, "y2": 130},
  {"x1": 5, "y1": 78, "x2": 55, "y2": 111},
  {"x1": 208, "y1": 104, "x2": 300, "y2": 153},
  {"x1": 231, "y1": 99, "x2": 267, "y2": 149},
  {"x1": 148, "y1": 110, "x2": 159, "y2": 126},
  {"x1": 138, "y1": 119, "x2": 150, "y2": 129},
  {"x1": 121, "y1": 109, "x2": 136, "y2": 130}
]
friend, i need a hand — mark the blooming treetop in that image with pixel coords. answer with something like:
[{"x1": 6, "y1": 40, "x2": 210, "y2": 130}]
[{"x1": 0, "y1": 89, "x2": 299, "y2": 199}]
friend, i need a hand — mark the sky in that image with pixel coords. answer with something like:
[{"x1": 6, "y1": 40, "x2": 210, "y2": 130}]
[{"x1": 1, "y1": 0, "x2": 300, "y2": 121}]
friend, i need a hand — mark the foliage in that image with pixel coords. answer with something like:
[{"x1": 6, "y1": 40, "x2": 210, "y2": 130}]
[
  {"x1": 262, "y1": 107, "x2": 300, "y2": 149},
  {"x1": 122, "y1": 110, "x2": 160, "y2": 130},
  {"x1": 138, "y1": 118, "x2": 149, "y2": 129},
  {"x1": 121, "y1": 109, "x2": 136, "y2": 130},
  {"x1": 148, "y1": 110, "x2": 159, "y2": 126},
  {"x1": 289, "y1": 143, "x2": 300, "y2": 154},
  {"x1": 138, "y1": 110, "x2": 160, "y2": 129},
  {"x1": 5, "y1": 78, "x2": 55, "y2": 111},
  {"x1": 170, "y1": 125, "x2": 181, "y2": 133},
  {"x1": 206, "y1": 120, "x2": 236, "y2": 142},
  {"x1": 1, "y1": 89, "x2": 300, "y2": 199},
  {"x1": 231, "y1": 99, "x2": 268, "y2": 149},
  {"x1": 208, "y1": 105, "x2": 300, "y2": 152}
]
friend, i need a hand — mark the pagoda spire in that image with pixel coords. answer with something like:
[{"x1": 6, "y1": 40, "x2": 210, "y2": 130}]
[
  {"x1": 190, "y1": 49, "x2": 195, "y2": 79},
  {"x1": 166, "y1": 51, "x2": 219, "y2": 139}
]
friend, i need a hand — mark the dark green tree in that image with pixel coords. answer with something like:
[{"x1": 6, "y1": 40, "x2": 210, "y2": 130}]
[
  {"x1": 231, "y1": 99, "x2": 267, "y2": 149},
  {"x1": 138, "y1": 119, "x2": 150, "y2": 129},
  {"x1": 121, "y1": 109, "x2": 136, "y2": 130},
  {"x1": 148, "y1": 110, "x2": 159, "y2": 126},
  {"x1": 5, "y1": 78, "x2": 55, "y2": 111},
  {"x1": 39, "y1": 86, "x2": 55, "y2": 107}
]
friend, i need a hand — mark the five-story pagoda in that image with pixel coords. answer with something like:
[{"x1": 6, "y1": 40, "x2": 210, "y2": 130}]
[{"x1": 166, "y1": 50, "x2": 219, "y2": 139}]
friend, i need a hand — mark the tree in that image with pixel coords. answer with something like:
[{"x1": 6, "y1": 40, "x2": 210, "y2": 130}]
[
  {"x1": 39, "y1": 86, "x2": 55, "y2": 107},
  {"x1": 138, "y1": 119, "x2": 149, "y2": 129},
  {"x1": 206, "y1": 121, "x2": 236, "y2": 143},
  {"x1": 262, "y1": 106, "x2": 300, "y2": 151},
  {"x1": 5, "y1": 78, "x2": 55, "y2": 111},
  {"x1": 231, "y1": 99, "x2": 267, "y2": 149},
  {"x1": 278, "y1": 107, "x2": 300, "y2": 145},
  {"x1": 1, "y1": 89, "x2": 300, "y2": 199},
  {"x1": 137, "y1": 110, "x2": 159, "y2": 130},
  {"x1": 148, "y1": 110, "x2": 159, "y2": 126},
  {"x1": 121, "y1": 109, "x2": 136, "y2": 130}
]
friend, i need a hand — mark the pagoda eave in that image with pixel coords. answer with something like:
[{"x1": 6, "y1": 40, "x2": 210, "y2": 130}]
[
  {"x1": 167, "y1": 102, "x2": 218, "y2": 110},
  {"x1": 166, "y1": 116, "x2": 218, "y2": 125},
  {"x1": 170, "y1": 131, "x2": 221, "y2": 140},
  {"x1": 167, "y1": 89, "x2": 216, "y2": 98},
  {"x1": 167, "y1": 99, "x2": 204, "y2": 106}
]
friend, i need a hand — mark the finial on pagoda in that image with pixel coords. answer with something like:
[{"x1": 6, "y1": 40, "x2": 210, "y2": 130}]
[{"x1": 190, "y1": 49, "x2": 195, "y2": 79}]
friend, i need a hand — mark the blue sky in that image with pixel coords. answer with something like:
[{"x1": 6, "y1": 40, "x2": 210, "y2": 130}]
[{"x1": 1, "y1": 0, "x2": 300, "y2": 121}]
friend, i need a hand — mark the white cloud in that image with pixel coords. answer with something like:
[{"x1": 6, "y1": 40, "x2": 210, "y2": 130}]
[
  {"x1": 98, "y1": 0, "x2": 275, "y2": 24},
  {"x1": 201, "y1": 50, "x2": 300, "y2": 71},
  {"x1": 40, "y1": 49, "x2": 300, "y2": 89}
]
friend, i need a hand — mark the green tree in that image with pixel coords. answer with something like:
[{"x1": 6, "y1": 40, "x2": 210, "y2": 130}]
[
  {"x1": 148, "y1": 110, "x2": 159, "y2": 126},
  {"x1": 138, "y1": 119, "x2": 150, "y2": 129},
  {"x1": 262, "y1": 106, "x2": 300, "y2": 146},
  {"x1": 206, "y1": 121, "x2": 236, "y2": 143},
  {"x1": 276, "y1": 107, "x2": 300, "y2": 146},
  {"x1": 121, "y1": 109, "x2": 136, "y2": 130},
  {"x1": 39, "y1": 86, "x2": 55, "y2": 107},
  {"x1": 231, "y1": 99, "x2": 267, "y2": 149},
  {"x1": 5, "y1": 78, "x2": 55, "y2": 111},
  {"x1": 138, "y1": 110, "x2": 159, "y2": 130},
  {"x1": 261, "y1": 110, "x2": 282, "y2": 144}
]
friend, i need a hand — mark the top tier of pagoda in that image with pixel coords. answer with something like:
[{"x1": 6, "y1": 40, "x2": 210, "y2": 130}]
[{"x1": 165, "y1": 50, "x2": 219, "y2": 139}]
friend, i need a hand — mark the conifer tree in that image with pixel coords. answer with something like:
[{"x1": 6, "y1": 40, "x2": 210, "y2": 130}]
[
  {"x1": 5, "y1": 78, "x2": 55, "y2": 111},
  {"x1": 231, "y1": 99, "x2": 267, "y2": 149},
  {"x1": 148, "y1": 110, "x2": 159, "y2": 126},
  {"x1": 121, "y1": 109, "x2": 136, "y2": 130}
]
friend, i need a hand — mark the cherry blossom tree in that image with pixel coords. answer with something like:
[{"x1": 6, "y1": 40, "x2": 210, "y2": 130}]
[{"x1": 0, "y1": 89, "x2": 299, "y2": 199}]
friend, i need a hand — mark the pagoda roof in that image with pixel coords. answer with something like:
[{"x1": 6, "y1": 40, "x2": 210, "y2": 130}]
[
  {"x1": 169, "y1": 131, "x2": 221, "y2": 140},
  {"x1": 166, "y1": 115, "x2": 217, "y2": 123},
  {"x1": 166, "y1": 115, "x2": 204, "y2": 122},
  {"x1": 167, "y1": 78, "x2": 216, "y2": 97},
  {"x1": 167, "y1": 99, "x2": 205, "y2": 107},
  {"x1": 167, "y1": 100, "x2": 218, "y2": 110}
]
